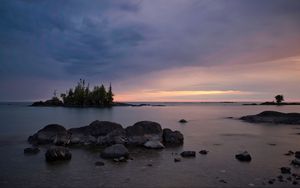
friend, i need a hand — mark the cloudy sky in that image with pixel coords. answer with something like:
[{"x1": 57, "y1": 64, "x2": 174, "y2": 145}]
[{"x1": 1, "y1": 0, "x2": 300, "y2": 102}]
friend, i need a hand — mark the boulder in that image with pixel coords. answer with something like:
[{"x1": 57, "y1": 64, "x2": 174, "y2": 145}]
[
  {"x1": 240, "y1": 111, "x2": 300, "y2": 125},
  {"x1": 162, "y1": 128, "x2": 184, "y2": 145},
  {"x1": 101, "y1": 144, "x2": 129, "y2": 159},
  {"x1": 24, "y1": 147, "x2": 40, "y2": 154},
  {"x1": 68, "y1": 121, "x2": 124, "y2": 145},
  {"x1": 45, "y1": 147, "x2": 72, "y2": 162},
  {"x1": 180, "y1": 151, "x2": 196, "y2": 157},
  {"x1": 125, "y1": 121, "x2": 163, "y2": 145},
  {"x1": 235, "y1": 151, "x2": 252, "y2": 162},
  {"x1": 28, "y1": 124, "x2": 70, "y2": 145},
  {"x1": 144, "y1": 140, "x2": 165, "y2": 149}
]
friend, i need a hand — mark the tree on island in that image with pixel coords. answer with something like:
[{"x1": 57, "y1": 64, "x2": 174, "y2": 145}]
[{"x1": 275, "y1": 94, "x2": 284, "y2": 104}]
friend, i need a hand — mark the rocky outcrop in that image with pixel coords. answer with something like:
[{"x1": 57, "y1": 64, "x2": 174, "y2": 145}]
[
  {"x1": 100, "y1": 144, "x2": 129, "y2": 159},
  {"x1": 28, "y1": 124, "x2": 70, "y2": 145},
  {"x1": 31, "y1": 97, "x2": 63, "y2": 107},
  {"x1": 162, "y1": 128, "x2": 184, "y2": 145},
  {"x1": 45, "y1": 147, "x2": 72, "y2": 162},
  {"x1": 125, "y1": 121, "x2": 163, "y2": 145},
  {"x1": 240, "y1": 111, "x2": 300, "y2": 125}
]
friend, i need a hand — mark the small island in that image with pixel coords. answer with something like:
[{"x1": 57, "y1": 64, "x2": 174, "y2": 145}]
[{"x1": 243, "y1": 95, "x2": 300, "y2": 106}]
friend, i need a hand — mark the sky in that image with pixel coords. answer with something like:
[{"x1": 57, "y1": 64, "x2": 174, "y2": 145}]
[{"x1": 1, "y1": 0, "x2": 300, "y2": 102}]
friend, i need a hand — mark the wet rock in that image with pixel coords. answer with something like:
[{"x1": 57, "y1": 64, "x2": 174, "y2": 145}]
[
  {"x1": 199, "y1": 150, "x2": 208, "y2": 155},
  {"x1": 268, "y1": 180, "x2": 274, "y2": 184},
  {"x1": 101, "y1": 144, "x2": 129, "y2": 159},
  {"x1": 179, "y1": 119, "x2": 188, "y2": 123},
  {"x1": 235, "y1": 151, "x2": 252, "y2": 162},
  {"x1": 174, "y1": 157, "x2": 181, "y2": 162},
  {"x1": 97, "y1": 129, "x2": 127, "y2": 146},
  {"x1": 293, "y1": 181, "x2": 298, "y2": 185},
  {"x1": 180, "y1": 151, "x2": 196, "y2": 157},
  {"x1": 162, "y1": 128, "x2": 184, "y2": 145},
  {"x1": 219, "y1": 179, "x2": 227, "y2": 184},
  {"x1": 147, "y1": 163, "x2": 153, "y2": 167},
  {"x1": 240, "y1": 111, "x2": 300, "y2": 125},
  {"x1": 28, "y1": 124, "x2": 70, "y2": 145},
  {"x1": 291, "y1": 158, "x2": 300, "y2": 166},
  {"x1": 95, "y1": 161, "x2": 105, "y2": 166},
  {"x1": 284, "y1": 150, "x2": 294, "y2": 156},
  {"x1": 295, "y1": 151, "x2": 300, "y2": 158},
  {"x1": 144, "y1": 140, "x2": 165, "y2": 149},
  {"x1": 281, "y1": 167, "x2": 291, "y2": 174},
  {"x1": 45, "y1": 147, "x2": 72, "y2": 162},
  {"x1": 24, "y1": 147, "x2": 40, "y2": 154},
  {"x1": 125, "y1": 121, "x2": 163, "y2": 145}
]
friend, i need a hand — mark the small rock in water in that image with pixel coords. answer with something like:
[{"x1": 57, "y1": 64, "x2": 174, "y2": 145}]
[
  {"x1": 293, "y1": 181, "x2": 298, "y2": 185},
  {"x1": 219, "y1": 179, "x2": 227, "y2": 184},
  {"x1": 180, "y1": 151, "x2": 196, "y2": 157},
  {"x1": 147, "y1": 163, "x2": 153, "y2": 167},
  {"x1": 178, "y1": 119, "x2": 188, "y2": 123},
  {"x1": 295, "y1": 151, "x2": 300, "y2": 158},
  {"x1": 284, "y1": 150, "x2": 294, "y2": 156},
  {"x1": 235, "y1": 151, "x2": 252, "y2": 162},
  {"x1": 95, "y1": 161, "x2": 105, "y2": 166},
  {"x1": 268, "y1": 143, "x2": 277, "y2": 146},
  {"x1": 280, "y1": 167, "x2": 291, "y2": 174},
  {"x1": 268, "y1": 180, "x2": 274, "y2": 184},
  {"x1": 24, "y1": 147, "x2": 40, "y2": 154},
  {"x1": 291, "y1": 158, "x2": 300, "y2": 166},
  {"x1": 199, "y1": 150, "x2": 208, "y2": 155},
  {"x1": 174, "y1": 158, "x2": 181, "y2": 162}
]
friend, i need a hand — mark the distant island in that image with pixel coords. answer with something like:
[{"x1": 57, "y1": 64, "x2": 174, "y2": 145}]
[
  {"x1": 31, "y1": 79, "x2": 165, "y2": 108},
  {"x1": 243, "y1": 95, "x2": 300, "y2": 106}
]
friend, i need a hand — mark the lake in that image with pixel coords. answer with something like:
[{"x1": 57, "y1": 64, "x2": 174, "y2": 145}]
[{"x1": 0, "y1": 102, "x2": 300, "y2": 187}]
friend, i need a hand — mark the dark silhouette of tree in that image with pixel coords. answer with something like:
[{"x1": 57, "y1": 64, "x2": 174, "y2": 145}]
[
  {"x1": 107, "y1": 83, "x2": 114, "y2": 106},
  {"x1": 275, "y1": 95, "x2": 284, "y2": 104}
]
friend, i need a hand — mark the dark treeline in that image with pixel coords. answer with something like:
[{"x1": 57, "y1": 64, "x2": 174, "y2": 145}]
[{"x1": 59, "y1": 79, "x2": 114, "y2": 107}]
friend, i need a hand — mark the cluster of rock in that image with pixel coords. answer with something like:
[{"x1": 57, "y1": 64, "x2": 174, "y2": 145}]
[
  {"x1": 240, "y1": 111, "x2": 300, "y2": 125},
  {"x1": 27, "y1": 120, "x2": 183, "y2": 162}
]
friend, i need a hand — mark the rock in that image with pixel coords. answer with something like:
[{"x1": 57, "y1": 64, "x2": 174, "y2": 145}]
[
  {"x1": 28, "y1": 124, "x2": 70, "y2": 145},
  {"x1": 219, "y1": 179, "x2": 227, "y2": 184},
  {"x1": 281, "y1": 167, "x2": 291, "y2": 174},
  {"x1": 147, "y1": 163, "x2": 153, "y2": 167},
  {"x1": 235, "y1": 151, "x2": 252, "y2": 162},
  {"x1": 179, "y1": 119, "x2": 188, "y2": 123},
  {"x1": 180, "y1": 151, "x2": 196, "y2": 157},
  {"x1": 101, "y1": 144, "x2": 129, "y2": 159},
  {"x1": 31, "y1": 97, "x2": 63, "y2": 107},
  {"x1": 95, "y1": 161, "x2": 105, "y2": 166},
  {"x1": 291, "y1": 158, "x2": 300, "y2": 166},
  {"x1": 174, "y1": 157, "x2": 181, "y2": 162},
  {"x1": 284, "y1": 150, "x2": 294, "y2": 156},
  {"x1": 293, "y1": 181, "x2": 298, "y2": 185},
  {"x1": 199, "y1": 150, "x2": 208, "y2": 155},
  {"x1": 68, "y1": 121, "x2": 124, "y2": 145},
  {"x1": 295, "y1": 151, "x2": 300, "y2": 158},
  {"x1": 24, "y1": 147, "x2": 40, "y2": 154},
  {"x1": 125, "y1": 121, "x2": 163, "y2": 145},
  {"x1": 144, "y1": 140, "x2": 165, "y2": 149},
  {"x1": 240, "y1": 111, "x2": 300, "y2": 125},
  {"x1": 45, "y1": 147, "x2": 72, "y2": 162},
  {"x1": 268, "y1": 180, "x2": 274, "y2": 184},
  {"x1": 162, "y1": 128, "x2": 184, "y2": 145}
]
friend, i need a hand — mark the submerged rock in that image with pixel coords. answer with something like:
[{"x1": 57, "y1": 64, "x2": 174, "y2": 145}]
[
  {"x1": 240, "y1": 111, "x2": 300, "y2": 125},
  {"x1": 101, "y1": 144, "x2": 129, "y2": 159},
  {"x1": 24, "y1": 147, "x2": 40, "y2": 154},
  {"x1": 125, "y1": 121, "x2": 163, "y2": 145},
  {"x1": 199, "y1": 150, "x2": 208, "y2": 155},
  {"x1": 28, "y1": 124, "x2": 70, "y2": 145},
  {"x1": 235, "y1": 151, "x2": 252, "y2": 162},
  {"x1": 144, "y1": 140, "x2": 165, "y2": 149},
  {"x1": 162, "y1": 128, "x2": 184, "y2": 145},
  {"x1": 180, "y1": 151, "x2": 196, "y2": 157},
  {"x1": 45, "y1": 147, "x2": 72, "y2": 162}
]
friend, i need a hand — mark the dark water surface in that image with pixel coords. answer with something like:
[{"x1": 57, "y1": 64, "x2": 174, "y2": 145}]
[{"x1": 0, "y1": 102, "x2": 300, "y2": 187}]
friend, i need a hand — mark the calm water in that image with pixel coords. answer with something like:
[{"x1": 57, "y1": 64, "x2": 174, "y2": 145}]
[{"x1": 0, "y1": 102, "x2": 300, "y2": 188}]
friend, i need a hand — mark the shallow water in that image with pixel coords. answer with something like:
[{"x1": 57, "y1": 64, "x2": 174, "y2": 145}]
[{"x1": 0, "y1": 102, "x2": 300, "y2": 187}]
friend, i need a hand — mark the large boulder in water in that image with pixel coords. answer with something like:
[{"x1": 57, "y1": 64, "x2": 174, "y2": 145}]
[
  {"x1": 68, "y1": 121, "x2": 124, "y2": 145},
  {"x1": 125, "y1": 121, "x2": 163, "y2": 145},
  {"x1": 45, "y1": 147, "x2": 72, "y2": 162},
  {"x1": 240, "y1": 111, "x2": 300, "y2": 125},
  {"x1": 28, "y1": 124, "x2": 70, "y2": 145},
  {"x1": 101, "y1": 144, "x2": 129, "y2": 159},
  {"x1": 162, "y1": 128, "x2": 184, "y2": 145}
]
